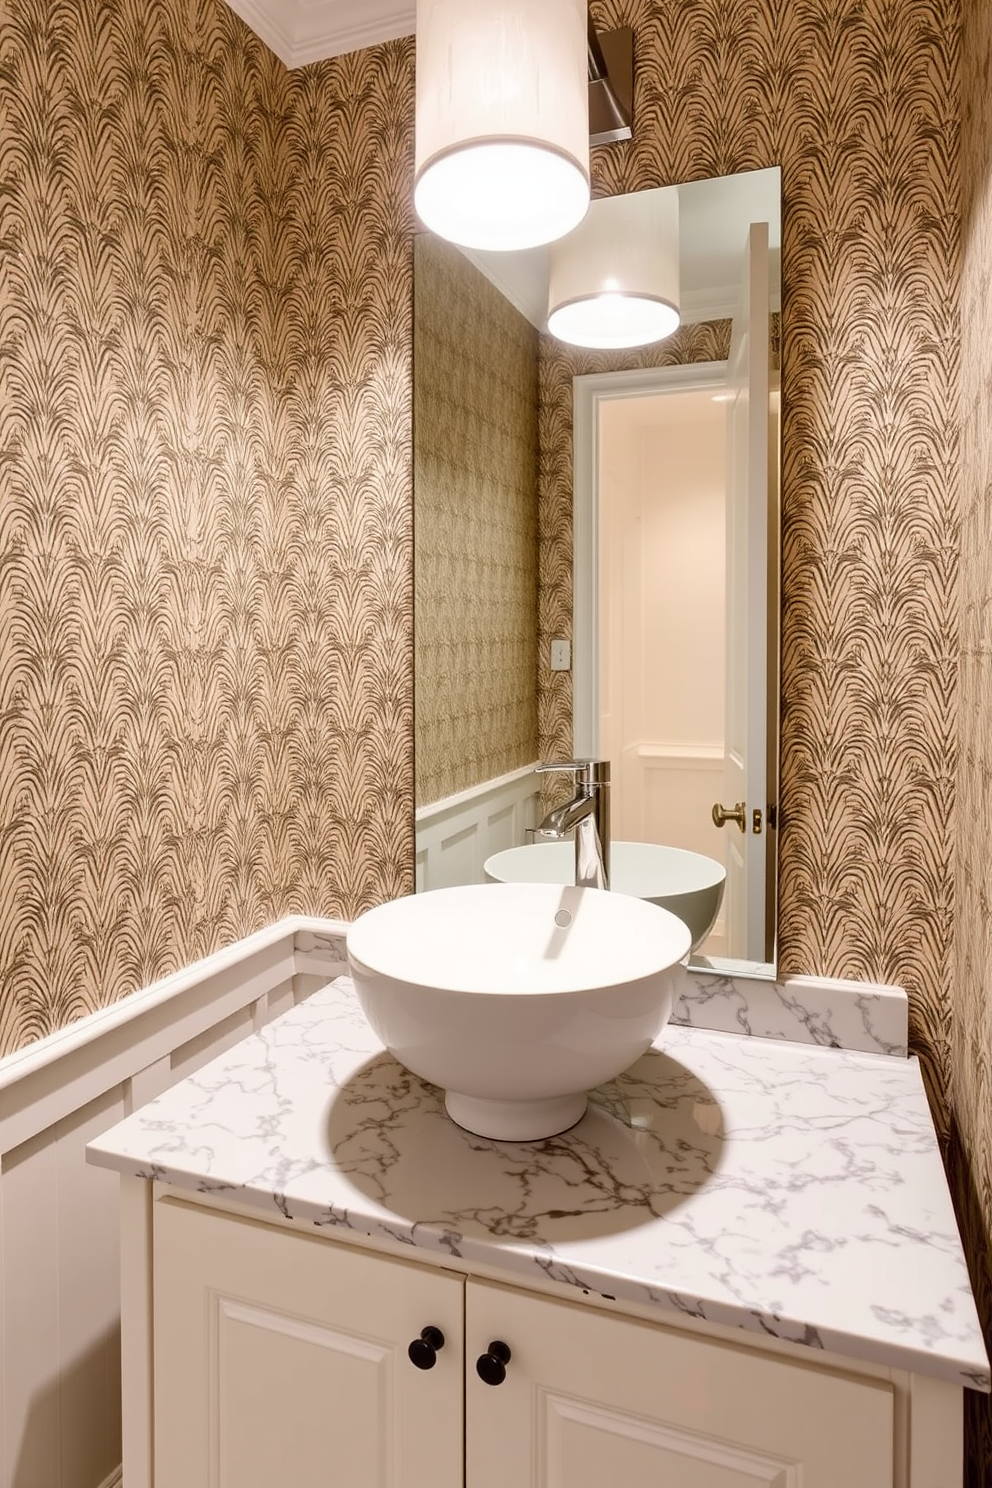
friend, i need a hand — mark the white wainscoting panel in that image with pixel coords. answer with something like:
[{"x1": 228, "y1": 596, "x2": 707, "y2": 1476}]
[
  {"x1": 415, "y1": 766, "x2": 542, "y2": 891},
  {"x1": 0, "y1": 918, "x2": 349, "y2": 1488}
]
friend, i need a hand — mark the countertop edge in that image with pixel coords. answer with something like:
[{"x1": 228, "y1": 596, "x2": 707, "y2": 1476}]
[{"x1": 86, "y1": 1144, "x2": 991, "y2": 1395}]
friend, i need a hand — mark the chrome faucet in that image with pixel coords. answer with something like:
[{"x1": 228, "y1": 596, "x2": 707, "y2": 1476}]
[{"x1": 535, "y1": 760, "x2": 611, "y2": 890}]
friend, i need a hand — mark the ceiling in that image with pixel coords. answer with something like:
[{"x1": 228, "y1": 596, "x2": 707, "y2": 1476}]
[
  {"x1": 463, "y1": 170, "x2": 783, "y2": 332},
  {"x1": 224, "y1": 0, "x2": 414, "y2": 69},
  {"x1": 224, "y1": 4, "x2": 782, "y2": 331}
]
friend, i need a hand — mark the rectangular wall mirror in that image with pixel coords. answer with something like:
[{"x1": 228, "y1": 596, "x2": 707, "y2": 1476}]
[{"x1": 413, "y1": 167, "x2": 781, "y2": 978}]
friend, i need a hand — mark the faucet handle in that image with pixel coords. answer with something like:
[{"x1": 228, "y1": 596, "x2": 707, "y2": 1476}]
[{"x1": 535, "y1": 759, "x2": 610, "y2": 787}]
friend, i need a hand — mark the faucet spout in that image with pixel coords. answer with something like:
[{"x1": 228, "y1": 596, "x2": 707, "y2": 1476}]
[
  {"x1": 537, "y1": 793, "x2": 597, "y2": 838},
  {"x1": 535, "y1": 760, "x2": 611, "y2": 891}
]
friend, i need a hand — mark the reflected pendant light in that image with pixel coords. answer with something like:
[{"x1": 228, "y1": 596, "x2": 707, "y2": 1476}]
[
  {"x1": 415, "y1": 0, "x2": 591, "y2": 252},
  {"x1": 547, "y1": 186, "x2": 681, "y2": 348}
]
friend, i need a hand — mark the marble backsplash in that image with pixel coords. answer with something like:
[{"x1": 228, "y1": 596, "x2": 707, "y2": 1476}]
[{"x1": 294, "y1": 926, "x2": 909, "y2": 1060}]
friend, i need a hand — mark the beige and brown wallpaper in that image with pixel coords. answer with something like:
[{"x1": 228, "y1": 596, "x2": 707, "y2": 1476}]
[
  {"x1": 0, "y1": 0, "x2": 965, "y2": 1141},
  {"x1": 582, "y1": 0, "x2": 961, "y2": 1140},
  {"x1": 954, "y1": 0, "x2": 992, "y2": 1476},
  {"x1": 0, "y1": 0, "x2": 415, "y2": 1056},
  {"x1": 0, "y1": 0, "x2": 962, "y2": 1086},
  {"x1": 413, "y1": 236, "x2": 539, "y2": 806},
  {"x1": 1, "y1": 0, "x2": 990, "y2": 1474}
]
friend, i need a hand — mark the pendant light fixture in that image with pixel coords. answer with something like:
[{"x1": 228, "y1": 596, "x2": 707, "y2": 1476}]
[
  {"x1": 414, "y1": 0, "x2": 591, "y2": 252},
  {"x1": 547, "y1": 186, "x2": 681, "y2": 348}
]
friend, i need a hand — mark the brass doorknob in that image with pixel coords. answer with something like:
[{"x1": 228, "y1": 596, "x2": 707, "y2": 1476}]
[{"x1": 712, "y1": 801, "x2": 746, "y2": 833}]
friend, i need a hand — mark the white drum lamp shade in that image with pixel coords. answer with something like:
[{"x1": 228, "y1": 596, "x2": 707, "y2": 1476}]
[
  {"x1": 415, "y1": 0, "x2": 591, "y2": 251},
  {"x1": 547, "y1": 186, "x2": 681, "y2": 348}
]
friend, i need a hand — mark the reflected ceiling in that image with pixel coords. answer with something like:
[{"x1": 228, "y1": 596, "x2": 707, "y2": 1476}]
[{"x1": 462, "y1": 172, "x2": 783, "y2": 331}]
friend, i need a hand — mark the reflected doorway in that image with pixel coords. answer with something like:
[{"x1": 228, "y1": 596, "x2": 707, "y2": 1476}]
[{"x1": 572, "y1": 338, "x2": 780, "y2": 971}]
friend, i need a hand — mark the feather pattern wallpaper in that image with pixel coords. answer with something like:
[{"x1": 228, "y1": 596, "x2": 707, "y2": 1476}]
[
  {"x1": 2, "y1": 0, "x2": 990, "y2": 1474},
  {"x1": 0, "y1": 0, "x2": 967, "y2": 1189},
  {"x1": 955, "y1": 0, "x2": 992, "y2": 1475},
  {"x1": 580, "y1": 0, "x2": 961, "y2": 1139},
  {"x1": 0, "y1": 0, "x2": 415, "y2": 1055},
  {"x1": 414, "y1": 235, "x2": 539, "y2": 807}
]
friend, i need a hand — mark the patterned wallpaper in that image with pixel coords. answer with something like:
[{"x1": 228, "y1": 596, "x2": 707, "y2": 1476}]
[
  {"x1": 413, "y1": 236, "x2": 539, "y2": 806},
  {"x1": 954, "y1": 0, "x2": 992, "y2": 1476},
  {"x1": 0, "y1": 0, "x2": 415, "y2": 1056},
  {"x1": 574, "y1": 0, "x2": 961, "y2": 1139},
  {"x1": 0, "y1": 0, "x2": 967, "y2": 1188},
  {"x1": 0, "y1": 0, "x2": 986, "y2": 1473}
]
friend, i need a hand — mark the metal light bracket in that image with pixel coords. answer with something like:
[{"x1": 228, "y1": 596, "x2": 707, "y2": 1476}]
[{"x1": 588, "y1": 23, "x2": 633, "y2": 144}]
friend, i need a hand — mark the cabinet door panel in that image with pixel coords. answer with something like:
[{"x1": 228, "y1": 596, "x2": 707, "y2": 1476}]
[
  {"x1": 153, "y1": 1198, "x2": 464, "y2": 1488},
  {"x1": 466, "y1": 1280, "x2": 893, "y2": 1488},
  {"x1": 212, "y1": 1296, "x2": 395, "y2": 1487},
  {"x1": 543, "y1": 1393, "x2": 797, "y2": 1487}
]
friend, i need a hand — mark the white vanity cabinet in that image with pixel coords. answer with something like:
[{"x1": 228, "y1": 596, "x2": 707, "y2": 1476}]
[{"x1": 148, "y1": 1193, "x2": 895, "y2": 1488}]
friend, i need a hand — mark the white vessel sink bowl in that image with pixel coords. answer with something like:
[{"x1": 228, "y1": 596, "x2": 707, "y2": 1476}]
[
  {"x1": 346, "y1": 883, "x2": 692, "y2": 1141},
  {"x1": 484, "y1": 842, "x2": 726, "y2": 952}
]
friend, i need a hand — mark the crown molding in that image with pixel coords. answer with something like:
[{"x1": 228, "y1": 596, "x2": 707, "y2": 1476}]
[{"x1": 224, "y1": 0, "x2": 415, "y2": 68}]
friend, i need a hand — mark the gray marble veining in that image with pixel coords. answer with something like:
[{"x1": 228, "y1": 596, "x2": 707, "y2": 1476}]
[
  {"x1": 87, "y1": 976, "x2": 987, "y2": 1392},
  {"x1": 671, "y1": 966, "x2": 909, "y2": 1055}
]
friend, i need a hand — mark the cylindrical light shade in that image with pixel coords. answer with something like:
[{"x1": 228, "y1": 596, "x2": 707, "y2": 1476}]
[
  {"x1": 415, "y1": 0, "x2": 590, "y2": 252},
  {"x1": 547, "y1": 187, "x2": 681, "y2": 348}
]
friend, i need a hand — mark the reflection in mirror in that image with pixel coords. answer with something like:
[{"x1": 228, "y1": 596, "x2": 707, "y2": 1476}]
[{"x1": 413, "y1": 168, "x2": 781, "y2": 976}]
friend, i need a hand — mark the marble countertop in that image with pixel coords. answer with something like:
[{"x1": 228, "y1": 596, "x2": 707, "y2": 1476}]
[{"x1": 87, "y1": 976, "x2": 989, "y2": 1392}]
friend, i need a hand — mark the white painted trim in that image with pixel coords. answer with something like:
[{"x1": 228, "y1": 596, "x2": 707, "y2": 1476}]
[
  {"x1": 572, "y1": 361, "x2": 729, "y2": 760},
  {"x1": 289, "y1": 3, "x2": 415, "y2": 66},
  {"x1": 223, "y1": 0, "x2": 414, "y2": 69},
  {"x1": 120, "y1": 1177, "x2": 153, "y2": 1488},
  {"x1": 0, "y1": 916, "x2": 349, "y2": 1158},
  {"x1": 224, "y1": 0, "x2": 296, "y2": 64},
  {"x1": 415, "y1": 763, "x2": 540, "y2": 824},
  {"x1": 906, "y1": 1372, "x2": 963, "y2": 1488},
  {"x1": 96, "y1": 1468, "x2": 123, "y2": 1488},
  {"x1": 636, "y1": 742, "x2": 725, "y2": 765},
  {"x1": 1, "y1": 917, "x2": 321, "y2": 1089},
  {"x1": 416, "y1": 770, "x2": 542, "y2": 891}
]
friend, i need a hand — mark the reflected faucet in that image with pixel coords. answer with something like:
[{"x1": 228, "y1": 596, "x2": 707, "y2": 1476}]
[{"x1": 535, "y1": 760, "x2": 611, "y2": 890}]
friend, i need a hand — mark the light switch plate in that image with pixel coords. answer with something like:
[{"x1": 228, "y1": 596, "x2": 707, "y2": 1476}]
[{"x1": 550, "y1": 639, "x2": 571, "y2": 671}]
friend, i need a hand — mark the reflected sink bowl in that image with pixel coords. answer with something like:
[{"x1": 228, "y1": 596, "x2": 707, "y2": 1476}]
[
  {"x1": 484, "y1": 842, "x2": 726, "y2": 952},
  {"x1": 346, "y1": 883, "x2": 692, "y2": 1141}
]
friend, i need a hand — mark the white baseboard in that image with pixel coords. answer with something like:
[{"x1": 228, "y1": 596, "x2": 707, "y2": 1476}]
[{"x1": 97, "y1": 1469, "x2": 123, "y2": 1488}]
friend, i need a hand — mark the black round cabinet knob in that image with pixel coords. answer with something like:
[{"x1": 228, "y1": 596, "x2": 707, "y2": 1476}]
[
  {"x1": 475, "y1": 1340, "x2": 512, "y2": 1386},
  {"x1": 408, "y1": 1326, "x2": 445, "y2": 1370}
]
